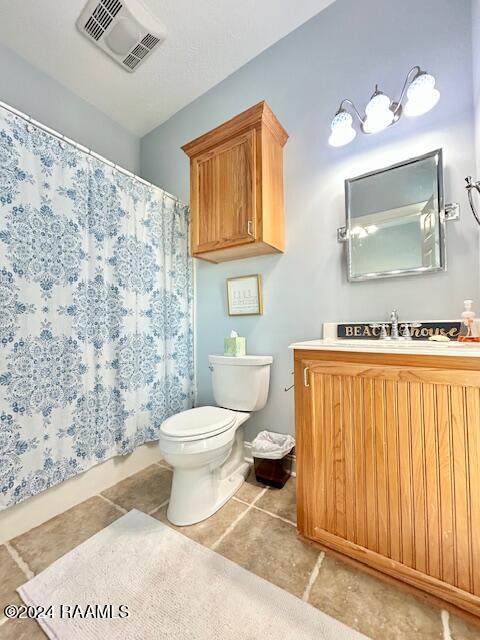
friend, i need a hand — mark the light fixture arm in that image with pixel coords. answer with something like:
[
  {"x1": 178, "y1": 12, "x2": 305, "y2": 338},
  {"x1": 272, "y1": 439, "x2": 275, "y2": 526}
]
[
  {"x1": 337, "y1": 98, "x2": 365, "y2": 124},
  {"x1": 392, "y1": 65, "x2": 422, "y2": 115}
]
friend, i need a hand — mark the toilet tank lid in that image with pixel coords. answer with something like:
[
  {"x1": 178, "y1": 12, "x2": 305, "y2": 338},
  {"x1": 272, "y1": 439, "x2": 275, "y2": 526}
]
[{"x1": 209, "y1": 355, "x2": 273, "y2": 366}]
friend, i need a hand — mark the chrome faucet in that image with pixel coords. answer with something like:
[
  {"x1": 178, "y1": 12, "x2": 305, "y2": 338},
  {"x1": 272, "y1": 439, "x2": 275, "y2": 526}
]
[
  {"x1": 390, "y1": 309, "x2": 400, "y2": 340},
  {"x1": 371, "y1": 309, "x2": 421, "y2": 340}
]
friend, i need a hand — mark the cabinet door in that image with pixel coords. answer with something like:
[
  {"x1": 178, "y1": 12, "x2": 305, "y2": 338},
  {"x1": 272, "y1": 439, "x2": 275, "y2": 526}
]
[
  {"x1": 217, "y1": 130, "x2": 256, "y2": 245},
  {"x1": 298, "y1": 357, "x2": 480, "y2": 604},
  {"x1": 191, "y1": 131, "x2": 256, "y2": 254}
]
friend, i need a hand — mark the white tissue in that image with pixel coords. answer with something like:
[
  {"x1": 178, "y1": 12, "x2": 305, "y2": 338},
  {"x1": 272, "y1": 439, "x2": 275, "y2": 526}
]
[{"x1": 230, "y1": 331, "x2": 239, "y2": 338}]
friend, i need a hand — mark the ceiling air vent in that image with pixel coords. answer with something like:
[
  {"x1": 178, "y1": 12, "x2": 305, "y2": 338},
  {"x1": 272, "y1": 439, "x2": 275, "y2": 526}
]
[
  {"x1": 77, "y1": 0, "x2": 166, "y2": 73},
  {"x1": 123, "y1": 53, "x2": 141, "y2": 70}
]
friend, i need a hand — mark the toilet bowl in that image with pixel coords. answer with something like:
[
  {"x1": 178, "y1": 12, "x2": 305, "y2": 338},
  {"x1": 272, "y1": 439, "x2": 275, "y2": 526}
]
[{"x1": 159, "y1": 355, "x2": 273, "y2": 526}]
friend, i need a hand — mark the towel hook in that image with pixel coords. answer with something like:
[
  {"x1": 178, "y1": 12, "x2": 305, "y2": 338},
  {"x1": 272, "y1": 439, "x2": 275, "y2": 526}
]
[{"x1": 284, "y1": 371, "x2": 294, "y2": 392}]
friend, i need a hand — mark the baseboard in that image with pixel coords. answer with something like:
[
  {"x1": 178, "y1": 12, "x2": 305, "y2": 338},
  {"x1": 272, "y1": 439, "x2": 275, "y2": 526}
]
[
  {"x1": 0, "y1": 442, "x2": 163, "y2": 543},
  {"x1": 243, "y1": 441, "x2": 296, "y2": 477},
  {"x1": 1, "y1": 439, "x2": 293, "y2": 543}
]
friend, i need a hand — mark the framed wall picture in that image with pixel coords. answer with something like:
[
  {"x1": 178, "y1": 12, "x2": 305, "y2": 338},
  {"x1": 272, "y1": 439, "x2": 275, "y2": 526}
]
[{"x1": 226, "y1": 274, "x2": 263, "y2": 316}]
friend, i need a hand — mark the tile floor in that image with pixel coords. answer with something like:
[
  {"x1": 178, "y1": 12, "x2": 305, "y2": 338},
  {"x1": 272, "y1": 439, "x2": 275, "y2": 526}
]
[{"x1": 0, "y1": 462, "x2": 479, "y2": 640}]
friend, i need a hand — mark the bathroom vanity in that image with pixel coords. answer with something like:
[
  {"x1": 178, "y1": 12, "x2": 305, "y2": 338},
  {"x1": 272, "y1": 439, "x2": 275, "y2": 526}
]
[{"x1": 291, "y1": 337, "x2": 480, "y2": 619}]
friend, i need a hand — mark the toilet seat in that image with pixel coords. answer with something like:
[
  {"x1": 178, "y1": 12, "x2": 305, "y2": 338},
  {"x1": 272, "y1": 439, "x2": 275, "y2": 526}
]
[{"x1": 160, "y1": 406, "x2": 237, "y2": 442}]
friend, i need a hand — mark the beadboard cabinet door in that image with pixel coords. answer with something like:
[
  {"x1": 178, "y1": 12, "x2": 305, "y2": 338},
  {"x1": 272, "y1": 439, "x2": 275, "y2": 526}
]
[{"x1": 294, "y1": 351, "x2": 480, "y2": 619}]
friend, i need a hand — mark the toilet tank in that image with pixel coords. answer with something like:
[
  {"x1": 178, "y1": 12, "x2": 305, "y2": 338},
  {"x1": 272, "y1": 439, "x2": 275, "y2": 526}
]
[{"x1": 209, "y1": 355, "x2": 273, "y2": 411}]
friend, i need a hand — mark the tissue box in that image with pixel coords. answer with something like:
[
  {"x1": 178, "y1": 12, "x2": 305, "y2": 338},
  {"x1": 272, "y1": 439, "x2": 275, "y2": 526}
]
[{"x1": 224, "y1": 336, "x2": 246, "y2": 356}]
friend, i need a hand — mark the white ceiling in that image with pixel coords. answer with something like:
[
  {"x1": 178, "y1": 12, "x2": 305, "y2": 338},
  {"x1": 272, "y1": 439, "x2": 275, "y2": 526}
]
[{"x1": 0, "y1": 0, "x2": 335, "y2": 136}]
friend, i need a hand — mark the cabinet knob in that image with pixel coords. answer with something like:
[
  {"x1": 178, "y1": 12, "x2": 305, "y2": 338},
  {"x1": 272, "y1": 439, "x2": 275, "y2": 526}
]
[{"x1": 247, "y1": 220, "x2": 254, "y2": 236}]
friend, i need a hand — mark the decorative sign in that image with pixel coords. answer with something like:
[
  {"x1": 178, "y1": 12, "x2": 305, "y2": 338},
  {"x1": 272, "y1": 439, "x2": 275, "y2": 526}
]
[
  {"x1": 337, "y1": 322, "x2": 461, "y2": 341},
  {"x1": 227, "y1": 274, "x2": 263, "y2": 316}
]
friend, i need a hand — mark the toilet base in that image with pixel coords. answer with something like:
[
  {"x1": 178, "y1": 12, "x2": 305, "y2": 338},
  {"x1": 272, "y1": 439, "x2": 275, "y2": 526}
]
[
  {"x1": 167, "y1": 460, "x2": 250, "y2": 527},
  {"x1": 162, "y1": 416, "x2": 251, "y2": 527}
]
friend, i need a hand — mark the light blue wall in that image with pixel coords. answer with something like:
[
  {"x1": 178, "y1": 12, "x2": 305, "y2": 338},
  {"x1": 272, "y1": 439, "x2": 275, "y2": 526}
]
[
  {"x1": 141, "y1": 0, "x2": 479, "y2": 440},
  {"x1": 0, "y1": 44, "x2": 139, "y2": 172},
  {"x1": 474, "y1": 0, "x2": 480, "y2": 172}
]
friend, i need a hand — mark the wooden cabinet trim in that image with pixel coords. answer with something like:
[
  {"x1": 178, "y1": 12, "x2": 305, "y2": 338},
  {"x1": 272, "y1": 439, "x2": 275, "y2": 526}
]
[
  {"x1": 192, "y1": 240, "x2": 280, "y2": 263},
  {"x1": 182, "y1": 101, "x2": 288, "y2": 158},
  {"x1": 193, "y1": 129, "x2": 255, "y2": 164},
  {"x1": 305, "y1": 359, "x2": 480, "y2": 389},
  {"x1": 312, "y1": 527, "x2": 480, "y2": 618},
  {"x1": 294, "y1": 348, "x2": 480, "y2": 371}
]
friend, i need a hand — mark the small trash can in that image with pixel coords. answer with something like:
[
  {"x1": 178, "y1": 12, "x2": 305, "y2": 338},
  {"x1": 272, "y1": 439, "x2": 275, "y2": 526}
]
[{"x1": 251, "y1": 431, "x2": 295, "y2": 489}]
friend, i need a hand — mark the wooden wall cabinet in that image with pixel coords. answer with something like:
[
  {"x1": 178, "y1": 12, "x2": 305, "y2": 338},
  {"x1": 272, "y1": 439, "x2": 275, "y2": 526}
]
[
  {"x1": 182, "y1": 101, "x2": 288, "y2": 263},
  {"x1": 294, "y1": 349, "x2": 480, "y2": 620}
]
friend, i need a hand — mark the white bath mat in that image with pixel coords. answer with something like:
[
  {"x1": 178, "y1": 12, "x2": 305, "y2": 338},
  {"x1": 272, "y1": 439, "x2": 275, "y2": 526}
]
[{"x1": 18, "y1": 509, "x2": 370, "y2": 640}]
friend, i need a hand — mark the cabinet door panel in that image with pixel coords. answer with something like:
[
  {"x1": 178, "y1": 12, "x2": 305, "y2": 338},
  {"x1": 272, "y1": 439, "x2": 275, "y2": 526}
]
[
  {"x1": 451, "y1": 385, "x2": 472, "y2": 593},
  {"x1": 423, "y1": 383, "x2": 441, "y2": 579},
  {"x1": 191, "y1": 131, "x2": 256, "y2": 254},
  {"x1": 385, "y1": 379, "x2": 402, "y2": 563},
  {"x1": 298, "y1": 359, "x2": 480, "y2": 598},
  {"x1": 363, "y1": 378, "x2": 378, "y2": 552},
  {"x1": 353, "y1": 376, "x2": 367, "y2": 548},
  {"x1": 217, "y1": 131, "x2": 256, "y2": 244},
  {"x1": 466, "y1": 387, "x2": 480, "y2": 595},
  {"x1": 436, "y1": 384, "x2": 456, "y2": 585},
  {"x1": 397, "y1": 381, "x2": 414, "y2": 569},
  {"x1": 410, "y1": 382, "x2": 427, "y2": 574},
  {"x1": 194, "y1": 154, "x2": 218, "y2": 251}
]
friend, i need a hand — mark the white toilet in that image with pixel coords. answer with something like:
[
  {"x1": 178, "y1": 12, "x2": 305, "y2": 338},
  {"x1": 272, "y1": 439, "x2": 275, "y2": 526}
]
[{"x1": 159, "y1": 355, "x2": 273, "y2": 526}]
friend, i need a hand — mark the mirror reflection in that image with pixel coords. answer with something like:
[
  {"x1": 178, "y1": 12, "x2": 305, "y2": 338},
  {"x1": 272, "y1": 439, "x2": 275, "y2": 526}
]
[{"x1": 346, "y1": 150, "x2": 444, "y2": 281}]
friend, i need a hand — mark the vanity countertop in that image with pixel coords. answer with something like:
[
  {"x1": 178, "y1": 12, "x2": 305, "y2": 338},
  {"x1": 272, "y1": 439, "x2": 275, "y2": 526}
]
[{"x1": 289, "y1": 338, "x2": 480, "y2": 358}]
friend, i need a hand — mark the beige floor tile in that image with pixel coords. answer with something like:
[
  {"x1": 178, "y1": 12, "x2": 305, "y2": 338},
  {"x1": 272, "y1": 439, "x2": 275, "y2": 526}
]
[
  {"x1": 101, "y1": 464, "x2": 172, "y2": 512},
  {"x1": 0, "y1": 618, "x2": 46, "y2": 639},
  {"x1": 0, "y1": 546, "x2": 25, "y2": 610},
  {"x1": 235, "y1": 467, "x2": 267, "y2": 503},
  {"x1": 449, "y1": 614, "x2": 480, "y2": 639},
  {"x1": 255, "y1": 477, "x2": 297, "y2": 523},
  {"x1": 215, "y1": 508, "x2": 318, "y2": 598},
  {"x1": 308, "y1": 555, "x2": 443, "y2": 640},
  {"x1": 10, "y1": 497, "x2": 121, "y2": 574},
  {"x1": 151, "y1": 498, "x2": 248, "y2": 547}
]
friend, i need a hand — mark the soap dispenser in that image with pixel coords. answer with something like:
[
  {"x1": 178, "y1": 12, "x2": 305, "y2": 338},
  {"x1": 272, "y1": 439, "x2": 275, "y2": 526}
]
[{"x1": 457, "y1": 300, "x2": 480, "y2": 342}]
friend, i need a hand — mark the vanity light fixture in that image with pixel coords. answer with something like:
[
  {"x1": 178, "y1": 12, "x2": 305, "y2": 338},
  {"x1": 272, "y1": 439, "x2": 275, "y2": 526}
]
[{"x1": 329, "y1": 66, "x2": 440, "y2": 146}]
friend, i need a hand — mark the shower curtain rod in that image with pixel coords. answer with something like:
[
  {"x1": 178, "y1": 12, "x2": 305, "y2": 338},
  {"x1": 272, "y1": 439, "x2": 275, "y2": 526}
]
[{"x1": 0, "y1": 98, "x2": 181, "y2": 204}]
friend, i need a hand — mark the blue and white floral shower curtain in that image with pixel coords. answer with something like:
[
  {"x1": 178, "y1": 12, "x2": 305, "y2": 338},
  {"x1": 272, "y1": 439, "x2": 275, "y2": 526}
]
[{"x1": 0, "y1": 106, "x2": 194, "y2": 509}]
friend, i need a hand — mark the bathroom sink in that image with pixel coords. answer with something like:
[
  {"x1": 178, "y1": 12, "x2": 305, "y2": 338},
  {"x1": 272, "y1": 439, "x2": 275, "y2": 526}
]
[{"x1": 290, "y1": 314, "x2": 480, "y2": 357}]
